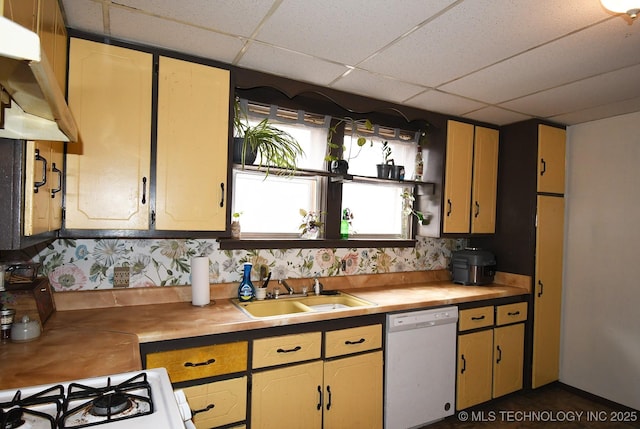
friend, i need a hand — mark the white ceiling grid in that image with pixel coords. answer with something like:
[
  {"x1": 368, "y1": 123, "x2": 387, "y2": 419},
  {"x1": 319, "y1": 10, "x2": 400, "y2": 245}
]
[{"x1": 60, "y1": 0, "x2": 640, "y2": 125}]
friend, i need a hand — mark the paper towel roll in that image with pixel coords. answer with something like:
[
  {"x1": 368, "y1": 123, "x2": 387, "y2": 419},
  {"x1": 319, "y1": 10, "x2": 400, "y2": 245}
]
[{"x1": 191, "y1": 256, "x2": 210, "y2": 306}]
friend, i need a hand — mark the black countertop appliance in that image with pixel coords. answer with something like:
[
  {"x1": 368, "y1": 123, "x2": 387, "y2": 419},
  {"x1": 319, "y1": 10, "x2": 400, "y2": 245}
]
[{"x1": 450, "y1": 248, "x2": 496, "y2": 285}]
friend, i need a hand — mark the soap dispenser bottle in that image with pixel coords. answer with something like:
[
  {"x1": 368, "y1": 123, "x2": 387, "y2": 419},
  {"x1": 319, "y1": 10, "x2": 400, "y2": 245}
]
[{"x1": 238, "y1": 263, "x2": 255, "y2": 302}]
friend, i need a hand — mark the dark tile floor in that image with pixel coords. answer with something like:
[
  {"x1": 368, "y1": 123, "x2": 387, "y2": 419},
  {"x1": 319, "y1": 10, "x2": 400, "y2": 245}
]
[{"x1": 422, "y1": 383, "x2": 640, "y2": 428}]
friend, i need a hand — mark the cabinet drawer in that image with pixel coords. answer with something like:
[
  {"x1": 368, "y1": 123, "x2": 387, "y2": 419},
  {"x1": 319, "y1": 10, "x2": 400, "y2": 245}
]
[
  {"x1": 325, "y1": 324, "x2": 382, "y2": 358},
  {"x1": 146, "y1": 341, "x2": 247, "y2": 383},
  {"x1": 183, "y1": 376, "x2": 247, "y2": 429},
  {"x1": 496, "y1": 302, "x2": 527, "y2": 326},
  {"x1": 252, "y1": 332, "x2": 321, "y2": 369},
  {"x1": 459, "y1": 306, "x2": 494, "y2": 331}
]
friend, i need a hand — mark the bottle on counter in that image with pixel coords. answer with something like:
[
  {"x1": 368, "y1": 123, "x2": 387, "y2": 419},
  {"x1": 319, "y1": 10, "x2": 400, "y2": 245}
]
[
  {"x1": 413, "y1": 146, "x2": 424, "y2": 181},
  {"x1": 238, "y1": 263, "x2": 255, "y2": 302}
]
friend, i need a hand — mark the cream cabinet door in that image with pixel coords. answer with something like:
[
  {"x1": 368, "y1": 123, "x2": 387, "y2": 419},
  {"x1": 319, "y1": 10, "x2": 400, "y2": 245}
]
[
  {"x1": 493, "y1": 323, "x2": 524, "y2": 398},
  {"x1": 251, "y1": 361, "x2": 323, "y2": 429},
  {"x1": 183, "y1": 376, "x2": 247, "y2": 429},
  {"x1": 532, "y1": 195, "x2": 565, "y2": 388},
  {"x1": 323, "y1": 351, "x2": 382, "y2": 429},
  {"x1": 443, "y1": 120, "x2": 474, "y2": 233},
  {"x1": 66, "y1": 38, "x2": 152, "y2": 230},
  {"x1": 456, "y1": 330, "x2": 493, "y2": 410},
  {"x1": 537, "y1": 125, "x2": 566, "y2": 194},
  {"x1": 155, "y1": 56, "x2": 230, "y2": 231},
  {"x1": 471, "y1": 126, "x2": 499, "y2": 233}
]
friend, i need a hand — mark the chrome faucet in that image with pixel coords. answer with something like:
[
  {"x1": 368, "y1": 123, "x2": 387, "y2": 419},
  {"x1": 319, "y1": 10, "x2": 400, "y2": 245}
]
[{"x1": 279, "y1": 279, "x2": 294, "y2": 294}]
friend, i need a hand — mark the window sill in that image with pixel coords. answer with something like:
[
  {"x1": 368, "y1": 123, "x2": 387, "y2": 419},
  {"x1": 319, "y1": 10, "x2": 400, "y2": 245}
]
[{"x1": 218, "y1": 238, "x2": 417, "y2": 250}]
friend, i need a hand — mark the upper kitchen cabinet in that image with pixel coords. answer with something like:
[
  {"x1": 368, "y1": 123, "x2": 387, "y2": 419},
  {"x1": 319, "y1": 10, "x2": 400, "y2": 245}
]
[
  {"x1": 443, "y1": 120, "x2": 498, "y2": 234},
  {"x1": 65, "y1": 38, "x2": 231, "y2": 234},
  {"x1": 24, "y1": 140, "x2": 64, "y2": 235},
  {"x1": 537, "y1": 125, "x2": 566, "y2": 194},
  {"x1": 155, "y1": 56, "x2": 229, "y2": 231},
  {"x1": 66, "y1": 38, "x2": 153, "y2": 230}
]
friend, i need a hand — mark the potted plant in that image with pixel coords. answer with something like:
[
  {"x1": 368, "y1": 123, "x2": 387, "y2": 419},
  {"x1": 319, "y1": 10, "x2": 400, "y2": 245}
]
[
  {"x1": 325, "y1": 117, "x2": 373, "y2": 175},
  {"x1": 233, "y1": 98, "x2": 304, "y2": 176},
  {"x1": 231, "y1": 212, "x2": 242, "y2": 239},
  {"x1": 298, "y1": 209, "x2": 324, "y2": 239},
  {"x1": 376, "y1": 141, "x2": 394, "y2": 179}
]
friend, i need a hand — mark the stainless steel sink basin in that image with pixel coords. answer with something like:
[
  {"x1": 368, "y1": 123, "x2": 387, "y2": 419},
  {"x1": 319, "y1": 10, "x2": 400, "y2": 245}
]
[{"x1": 232, "y1": 292, "x2": 375, "y2": 319}]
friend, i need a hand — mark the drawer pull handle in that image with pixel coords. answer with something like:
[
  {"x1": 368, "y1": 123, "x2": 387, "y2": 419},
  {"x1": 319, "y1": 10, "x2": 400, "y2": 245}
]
[
  {"x1": 496, "y1": 345, "x2": 503, "y2": 364},
  {"x1": 192, "y1": 403, "x2": 215, "y2": 416},
  {"x1": 317, "y1": 385, "x2": 322, "y2": 410},
  {"x1": 345, "y1": 338, "x2": 365, "y2": 345},
  {"x1": 507, "y1": 311, "x2": 521, "y2": 316},
  {"x1": 461, "y1": 354, "x2": 466, "y2": 374},
  {"x1": 34, "y1": 149, "x2": 47, "y2": 192},
  {"x1": 277, "y1": 346, "x2": 302, "y2": 353},
  {"x1": 471, "y1": 315, "x2": 485, "y2": 321},
  {"x1": 326, "y1": 385, "x2": 332, "y2": 410},
  {"x1": 184, "y1": 358, "x2": 216, "y2": 367}
]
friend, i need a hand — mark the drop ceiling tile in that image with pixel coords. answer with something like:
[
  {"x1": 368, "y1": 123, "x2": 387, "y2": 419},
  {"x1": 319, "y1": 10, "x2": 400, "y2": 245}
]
[
  {"x1": 439, "y1": 18, "x2": 640, "y2": 104},
  {"x1": 500, "y1": 63, "x2": 640, "y2": 118},
  {"x1": 462, "y1": 106, "x2": 532, "y2": 126},
  {"x1": 404, "y1": 90, "x2": 487, "y2": 117},
  {"x1": 61, "y1": 0, "x2": 104, "y2": 33},
  {"x1": 360, "y1": 0, "x2": 610, "y2": 87},
  {"x1": 238, "y1": 42, "x2": 349, "y2": 87},
  {"x1": 255, "y1": 0, "x2": 456, "y2": 65},
  {"x1": 109, "y1": 8, "x2": 244, "y2": 63},
  {"x1": 330, "y1": 69, "x2": 426, "y2": 104},
  {"x1": 549, "y1": 97, "x2": 640, "y2": 125},
  {"x1": 110, "y1": 0, "x2": 275, "y2": 37}
]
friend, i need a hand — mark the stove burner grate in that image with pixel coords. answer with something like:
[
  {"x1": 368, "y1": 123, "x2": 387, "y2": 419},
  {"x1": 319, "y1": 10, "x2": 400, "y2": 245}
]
[
  {"x1": 0, "y1": 384, "x2": 64, "y2": 429},
  {"x1": 60, "y1": 372, "x2": 153, "y2": 428}
]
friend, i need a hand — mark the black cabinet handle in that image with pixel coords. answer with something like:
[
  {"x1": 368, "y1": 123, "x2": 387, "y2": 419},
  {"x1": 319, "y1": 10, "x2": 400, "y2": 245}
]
[
  {"x1": 507, "y1": 311, "x2": 521, "y2": 316},
  {"x1": 151, "y1": 210, "x2": 156, "y2": 226},
  {"x1": 317, "y1": 385, "x2": 322, "y2": 410},
  {"x1": 141, "y1": 177, "x2": 147, "y2": 204},
  {"x1": 474, "y1": 201, "x2": 480, "y2": 218},
  {"x1": 34, "y1": 149, "x2": 47, "y2": 193},
  {"x1": 326, "y1": 385, "x2": 332, "y2": 410},
  {"x1": 540, "y1": 158, "x2": 546, "y2": 176},
  {"x1": 345, "y1": 338, "x2": 365, "y2": 345},
  {"x1": 220, "y1": 182, "x2": 224, "y2": 207},
  {"x1": 184, "y1": 358, "x2": 216, "y2": 367},
  {"x1": 537, "y1": 280, "x2": 544, "y2": 297},
  {"x1": 496, "y1": 345, "x2": 502, "y2": 364},
  {"x1": 471, "y1": 315, "x2": 485, "y2": 321},
  {"x1": 192, "y1": 403, "x2": 214, "y2": 415},
  {"x1": 446, "y1": 199, "x2": 452, "y2": 216},
  {"x1": 461, "y1": 354, "x2": 466, "y2": 374},
  {"x1": 277, "y1": 346, "x2": 302, "y2": 353},
  {"x1": 51, "y1": 162, "x2": 62, "y2": 198}
]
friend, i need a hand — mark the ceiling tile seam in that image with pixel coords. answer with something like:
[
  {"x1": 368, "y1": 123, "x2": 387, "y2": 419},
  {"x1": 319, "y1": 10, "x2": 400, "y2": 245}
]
[
  {"x1": 432, "y1": 15, "x2": 617, "y2": 91},
  {"x1": 345, "y1": 0, "x2": 466, "y2": 71},
  {"x1": 493, "y1": 61, "x2": 640, "y2": 109},
  {"x1": 232, "y1": 0, "x2": 284, "y2": 65}
]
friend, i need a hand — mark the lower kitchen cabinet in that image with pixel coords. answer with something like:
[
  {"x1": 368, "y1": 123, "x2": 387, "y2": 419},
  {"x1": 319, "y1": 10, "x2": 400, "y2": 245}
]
[
  {"x1": 183, "y1": 376, "x2": 247, "y2": 429},
  {"x1": 457, "y1": 329, "x2": 493, "y2": 410},
  {"x1": 456, "y1": 301, "x2": 527, "y2": 410}
]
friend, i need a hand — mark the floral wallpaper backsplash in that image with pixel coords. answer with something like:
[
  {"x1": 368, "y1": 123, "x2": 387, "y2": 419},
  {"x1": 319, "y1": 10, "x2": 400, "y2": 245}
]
[{"x1": 29, "y1": 237, "x2": 465, "y2": 291}]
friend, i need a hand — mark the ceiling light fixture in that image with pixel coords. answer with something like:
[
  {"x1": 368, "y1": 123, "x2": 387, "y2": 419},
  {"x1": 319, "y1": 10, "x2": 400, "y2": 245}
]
[{"x1": 600, "y1": 0, "x2": 640, "y2": 20}]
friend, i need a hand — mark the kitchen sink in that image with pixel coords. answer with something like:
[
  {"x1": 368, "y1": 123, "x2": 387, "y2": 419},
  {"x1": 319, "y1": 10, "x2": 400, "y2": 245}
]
[{"x1": 232, "y1": 292, "x2": 375, "y2": 319}]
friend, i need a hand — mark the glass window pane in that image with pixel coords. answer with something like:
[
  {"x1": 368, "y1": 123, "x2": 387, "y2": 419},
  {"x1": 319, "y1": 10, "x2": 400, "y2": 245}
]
[
  {"x1": 342, "y1": 182, "x2": 410, "y2": 236},
  {"x1": 233, "y1": 171, "x2": 321, "y2": 235},
  {"x1": 345, "y1": 136, "x2": 417, "y2": 178}
]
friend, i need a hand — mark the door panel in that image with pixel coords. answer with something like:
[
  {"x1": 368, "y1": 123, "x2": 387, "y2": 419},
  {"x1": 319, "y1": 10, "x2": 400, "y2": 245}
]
[
  {"x1": 443, "y1": 121, "x2": 474, "y2": 233},
  {"x1": 471, "y1": 127, "x2": 499, "y2": 233}
]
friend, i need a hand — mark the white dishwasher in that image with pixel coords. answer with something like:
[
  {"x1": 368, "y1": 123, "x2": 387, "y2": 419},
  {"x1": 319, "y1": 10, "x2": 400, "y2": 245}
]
[{"x1": 385, "y1": 306, "x2": 458, "y2": 429}]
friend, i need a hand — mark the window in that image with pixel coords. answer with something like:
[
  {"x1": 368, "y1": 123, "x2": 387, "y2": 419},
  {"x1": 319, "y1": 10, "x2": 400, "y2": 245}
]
[{"x1": 231, "y1": 100, "x2": 422, "y2": 241}]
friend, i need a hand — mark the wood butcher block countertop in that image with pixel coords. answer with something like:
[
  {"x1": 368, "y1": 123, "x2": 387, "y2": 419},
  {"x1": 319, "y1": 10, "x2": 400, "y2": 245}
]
[{"x1": 0, "y1": 270, "x2": 530, "y2": 389}]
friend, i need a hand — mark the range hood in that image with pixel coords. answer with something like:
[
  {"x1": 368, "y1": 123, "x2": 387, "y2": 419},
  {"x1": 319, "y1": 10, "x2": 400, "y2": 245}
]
[{"x1": 0, "y1": 16, "x2": 77, "y2": 142}]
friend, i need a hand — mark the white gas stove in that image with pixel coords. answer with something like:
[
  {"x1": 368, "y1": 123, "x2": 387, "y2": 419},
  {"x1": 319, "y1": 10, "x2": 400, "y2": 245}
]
[{"x1": 0, "y1": 368, "x2": 194, "y2": 429}]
